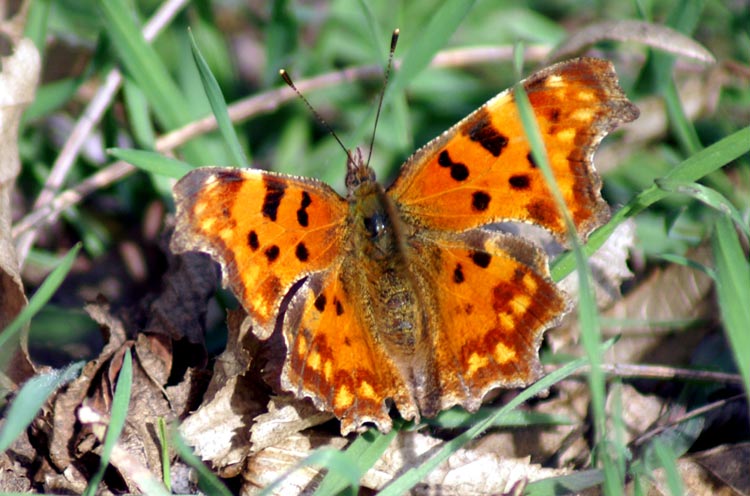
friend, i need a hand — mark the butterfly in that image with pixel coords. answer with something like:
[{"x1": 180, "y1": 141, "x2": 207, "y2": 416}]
[{"x1": 170, "y1": 57, "x2": 638, "y2": 435}]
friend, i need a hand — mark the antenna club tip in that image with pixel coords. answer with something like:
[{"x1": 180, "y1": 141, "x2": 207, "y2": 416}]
[
  {"x1": 279, "y1": 69, "x2": 286, "y2": 76},
  {"x1": 394, "y1": 28, "x2": 400, "y2": 35}
]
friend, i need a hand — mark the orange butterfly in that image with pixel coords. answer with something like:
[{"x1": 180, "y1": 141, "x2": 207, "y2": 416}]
[{"x1": 171, "y1": 57, "x2": 638, "y2": 434}]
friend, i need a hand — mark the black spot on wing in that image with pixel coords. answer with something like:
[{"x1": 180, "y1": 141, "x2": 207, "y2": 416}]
[
  {"x1": 437, "y1": 150, "x2": 469, "y2": 181},
  {"x1": 264, "y1": 245, "x2": 280, "y2": 263},
  {"x1": 296, "y1": 191, "x2": 311, "y2": 227},
  {"x1": 526, "y1": 151, "x2": 537, "y2": 168},
  {"x1": 470, "y1": 251, "x2": 491, "y2": 268},
  {"x1": 295, "y1": 242, "x2": 309, "y2": 261},
  {"x1": 471, "y1": 191, "x2": 491, "y2": 211},
  {"x1": 453, "y1": 263, "x2": 465, "y2": 284},
  {"x1": 248, "y1": 230, "x2": 259, "y2": 251},
  {"x1": 465, "y1": 109, "x2": 509, "y2": 157},
  {"x1": 509, "y1": 174, "x2": 530, "y2": 190},
  {"x1": 314, "y1": 294, "x2": 327, "y2": 312},
  {"x1": 261, "y1": 177, "x2": 286, "y2": 221},
  {"x1": 334, "y1": 298, "x2": 344, "y2": 315}
]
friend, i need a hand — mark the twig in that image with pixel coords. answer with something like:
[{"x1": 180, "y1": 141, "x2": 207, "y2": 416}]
[
  {"x1": 560, "y1": 362, "x2": 745, "y2": 386},
  {"x1": 14, "y1": 0, "x2": 190, "y2": 265}
]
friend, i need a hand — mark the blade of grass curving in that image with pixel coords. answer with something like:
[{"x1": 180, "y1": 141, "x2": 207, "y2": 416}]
[
  {"x1": 98, "y1": 0, "x2": 209, "y2": 164},
  {"x1": 0, "y1": 243, "x2": 81, "y2": 350},
  {"x1": 656, "y1": 179, "x2": 749, "y2": 238},
  {"x1": 107, "y1": 148, "x2": 193, "y2": 179},
  {"x1": 172, "y1": 429, "x2": 233, "y2": 496},
  {"x1": 552, "y1": 125, "x2": 750, "y2": 281},
  {"x1": 379, "y1": 356, "x2": 589, "y2": 495},
  {"x1": 314, "y1": 425, "x2": 398, "y2": 495},
  {"x1": 84, "y1": 349, "x2": 133, "y2": 496},
  {"x1": 260, "y1": 447, "x2": 361, "y2": 496},
  {"x1": 0, "y1": 361, "x2": 84, "y2": 451},
  {"x1": 189, "y1": 29, "x2": 249, "y2": 168},
  {"x1": 713, "y1": 216, "x2": 750, "y2": 410},
  {"x1": 514, "y1": 78, "x2": 619, "y2": 493}
]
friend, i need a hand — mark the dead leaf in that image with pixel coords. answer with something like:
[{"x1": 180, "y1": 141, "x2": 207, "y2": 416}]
[
  {"x1": 550, "y1": 19, "x2": 716, "y2": 64},
  {"x1": 0, "y1": 25, "x2": 41, "y2": 386}
]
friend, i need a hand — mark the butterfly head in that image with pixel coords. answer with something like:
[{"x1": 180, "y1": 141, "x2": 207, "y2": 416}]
[{"x1": 345, "y1": 147, "x2": 377, "y2": 194}]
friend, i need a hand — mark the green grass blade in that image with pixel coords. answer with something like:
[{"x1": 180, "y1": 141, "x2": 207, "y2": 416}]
[
  {"x1": 526, "y1": 469, "x2": 605, "y2": 495},
  {"x1": 0, "y1": 243, "x2": 81, "y2": 350},
  {"x1": 0, "y1": 361, "x2": 84, "y2": 451},
  {"x1": 107, "y1": 147, "x2": 193, "y2": 179},
  {"x1": 84, "y1": 349, "x2": 133, "y2": 496},
  {"x1": 313, "y1": 426, "x2": 398, "y2": 495},
  {"x1": 652, "y1": 440, "x2": 685, "y2": 496},
  {"x1": 514, "y1": 78, "x2": 617, "y2": 493},
  {"x1": 712, "y1": 216, "x2": 750, "y2": 410},
  {"x1": 158, "y1": 417, "x2": 171, "y2": 491},
  {"x1": 189, "y1": 29, "x2": 249, "y2": 168},
  {"x1": 656, "y1": 179, "x2": 750, "y2": 238},
  {"x1": 123, "y1": 77, "x2": 156, "y2": 149},
  {"x1": 98, "y1": 0, "x2": 209, "y2": 164},
  {"x1": 386, "y1": 0, "x2": 477, "y2": 99},
  {"x1": 553, "y1": 125, "x2": 750, "y2": 281}
]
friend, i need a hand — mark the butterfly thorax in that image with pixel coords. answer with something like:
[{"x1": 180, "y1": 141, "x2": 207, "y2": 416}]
[{"x1": 344, "y1": 151, "x2": 424, "y2": 355}]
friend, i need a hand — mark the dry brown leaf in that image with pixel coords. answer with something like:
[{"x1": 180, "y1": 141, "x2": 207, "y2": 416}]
[
  {"x1": 0, "y1": 28, "x2": 41, "y2": 386},
  {"x1": 691, "y1": 442, "x2": 750, "y2": 495},
  {"x1": 550, "y1": 19, "x2": 716, "y2": 64},
  {"x1": 250, "y1": 396, "x2": 334, "y2": 454},
  {"x1": 242, "y1": 432, "x2": 348, "y2": 495},
  {"x1": 179, "y1": 308, "x2": 267, "y2": 475}
]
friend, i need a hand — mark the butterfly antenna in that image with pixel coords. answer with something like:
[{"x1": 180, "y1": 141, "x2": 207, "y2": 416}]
[
  {"x1": 279, "y1": 69, "x2": 354, "y2": 164},
  {"x1": 366, "y1": 28, "x2": 400, "y2": 167}
]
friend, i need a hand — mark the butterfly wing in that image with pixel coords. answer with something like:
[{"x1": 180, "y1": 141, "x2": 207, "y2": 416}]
[
  {"x1": 282, "y1": 268, "x2": 418, "y2": 435},
  {"x1": 409, "y1": 229, "x2": 567, "y2": 414},
  {"x1": 388, "y1": 57, "x2": 639, "y2": 240},
  {"x1": 171, "y1": 167, "x2": 348, "y2": 339}
]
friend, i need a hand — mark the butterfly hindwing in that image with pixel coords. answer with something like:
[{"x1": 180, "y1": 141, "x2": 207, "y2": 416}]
[
  {"x1": 282, "y1": 270, "x2": 418, "y2": 434},
  {"x1": 409, "y1": 229, "x2": 568, "y2": 413}
]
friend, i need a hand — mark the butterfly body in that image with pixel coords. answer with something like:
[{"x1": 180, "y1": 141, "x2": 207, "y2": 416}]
[{"x1": 171, "y1": 57, "x2": 639, "y2": 434}]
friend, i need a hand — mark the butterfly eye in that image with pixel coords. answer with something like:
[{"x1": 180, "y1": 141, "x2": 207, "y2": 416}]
[{"x1": 363, "y1": 213, "x2": 387, "y2": 240}]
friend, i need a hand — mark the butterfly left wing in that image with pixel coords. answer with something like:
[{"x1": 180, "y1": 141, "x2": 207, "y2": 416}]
[
  {"x1": 171, "y1": 167, "x2": 348, "y2": 339},
  {"x1": 388, "y1": 57, "x2": 638, "y2": 241}
]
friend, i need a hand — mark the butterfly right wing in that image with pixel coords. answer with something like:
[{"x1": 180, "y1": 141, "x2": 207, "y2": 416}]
[{"x1": 171, "y1": 167, "x2": 349, "y2": 339}]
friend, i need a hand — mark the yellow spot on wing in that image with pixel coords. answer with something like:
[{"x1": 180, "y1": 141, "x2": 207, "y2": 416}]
[
  {"x1": 335, "y1": 384, "x2": 354, "y2": 409},
  {"x1": 324, "y1": 360, "x2": 332, "y2": 381},
  {"x1": 571, "y1": 108, "x2": 594, "y2": 122},
  {"x1": 545, "y1": 75, "x2": 564, "y2": 88},
  {"x1": 358, "y1": 380, "x2": 376, "y2": 400},
  {"x1": 494, "y1": 341, "x2": 515, "y2": 364},
  {"x1": 557, "y1": 128, "x2": 575, "y2": 143},
  {"x1": 511, "y1": 295, "x2": 532, "y2": 314},
  {"x1": 219, "y1": 227, "x2": 233, "y2": 240},
  {"x1": 308, "y1": 350, "x2": 321, "y2": 371},
  {"x1": 200, "y1": 217, "x2": 215, "y2": 231},
  {"x1": 467, "y1": 352, "x2": 489, "y2": 376}
]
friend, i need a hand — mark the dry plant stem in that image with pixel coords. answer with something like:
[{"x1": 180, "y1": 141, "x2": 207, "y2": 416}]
[
  {"x1": 563, "y1": 363, "x2": 745, "y2": 386},
  {"x1": 12, "y1": 44, "x2": 549, "y2": 249},
  {"x1": 630, "y1": 393, "x2": 746, "y2": 449},
  {"x1": 14, "y1": 0, "x2": 190, "y2": 265}
]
